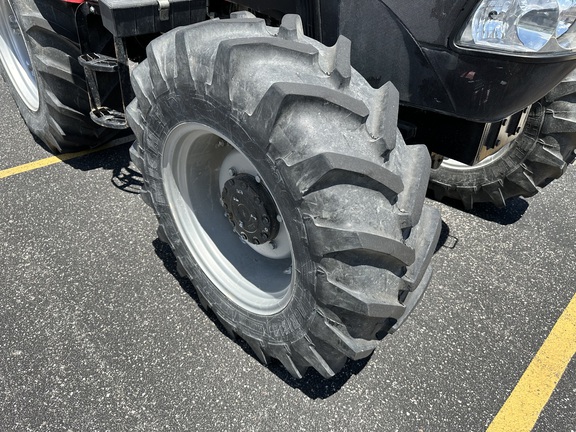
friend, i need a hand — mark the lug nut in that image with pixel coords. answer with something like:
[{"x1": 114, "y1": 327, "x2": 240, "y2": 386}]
[
  {"x1": 255, "y1": 175, "x2": 261, "y2": 183},
  {"x1": 253, "y1": 238, "x2": 260, "y2": 245},
  {"x1": 228, "y1": 168, "x2": 237, "y2": 177}
]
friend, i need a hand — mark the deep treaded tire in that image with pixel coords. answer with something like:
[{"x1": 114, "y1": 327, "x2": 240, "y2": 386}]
[
  {"x1": 0, "y1": 0, "x2": 119, "y2": 152},
  {"x1": 127, "y1": 14, "x2": 441, "y2": 378},
  {"x1": 428, "y1": 70, "x2": 576, "y2": 209}
]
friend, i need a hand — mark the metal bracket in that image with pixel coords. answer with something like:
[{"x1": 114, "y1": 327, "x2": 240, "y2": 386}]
[
  {"x1": 158, "y1": 0, "x2": 170, "y2": 21},
  {"x1": 475, "y1": 105, "x2": 532, "y2": 164}
]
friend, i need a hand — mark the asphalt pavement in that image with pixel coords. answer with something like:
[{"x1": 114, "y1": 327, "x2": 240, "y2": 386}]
[{"x1": 0, "y1": 80, "x2": 575, "y2": 431}]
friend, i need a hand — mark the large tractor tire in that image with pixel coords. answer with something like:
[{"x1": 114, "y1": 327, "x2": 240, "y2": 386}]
[
  {"x1": 0, "y1": 0, "x2": 119, "y2": 152},
  {"x1": 127, "y1": 13, "x2": 441, "y2": 378},
  {"x1": 428, "y1": 70, "x2": 576, "y2": 209}
]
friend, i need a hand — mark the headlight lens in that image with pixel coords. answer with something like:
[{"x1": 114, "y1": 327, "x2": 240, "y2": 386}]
[{"x1": 457, "y1": 0, "x2": 576, "y2": 54}]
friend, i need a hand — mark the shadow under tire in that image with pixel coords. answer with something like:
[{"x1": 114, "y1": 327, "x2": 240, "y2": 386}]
[{"x1": 127, "y1": 13, "x2": 441, "y2": 378}]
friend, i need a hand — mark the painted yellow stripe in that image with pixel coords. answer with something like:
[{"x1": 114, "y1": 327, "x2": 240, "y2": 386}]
[
  {"x1": 0, "y1": 137, "x2": 133, "y2": 180},
  {"x1": 487, "y1": 292, "x2": 576, "y2": 432}
]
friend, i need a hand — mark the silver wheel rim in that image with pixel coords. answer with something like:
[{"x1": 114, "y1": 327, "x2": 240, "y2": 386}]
[
  {"x1": 439, "y1": 142, "x2": 515, "y2": 171},
  {"x1": 0, "y1": 1, "x2": 39, "y2": 111},
  {"x1": 162, "y1": 123, "x2": 294, "y2": 315}
]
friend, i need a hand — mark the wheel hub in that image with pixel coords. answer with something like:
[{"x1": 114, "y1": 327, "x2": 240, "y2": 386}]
[{"x1": 221, "y1": 173, "x2": 280, "y2": 245}]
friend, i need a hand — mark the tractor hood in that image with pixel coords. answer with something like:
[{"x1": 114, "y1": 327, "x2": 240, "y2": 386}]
[{"x1": 336, "y1": 0, "x2": 576, "y2": 122}]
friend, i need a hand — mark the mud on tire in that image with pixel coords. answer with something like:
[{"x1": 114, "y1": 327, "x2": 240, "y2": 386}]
[
  {"x1": 0, "y1": 0, "x2": 120, "y2": 152},
  {"x1": 428, "y1": 70, "x2": 576, "y2": 209},
  {"x1": 127, "y1": 13, "x2": 441, "y2": 378}
]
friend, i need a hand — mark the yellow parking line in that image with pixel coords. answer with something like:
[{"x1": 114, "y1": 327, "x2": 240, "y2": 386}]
[
  {"x1": 0, "y1": 136, "x2": 134, "y2": 180},
  {"x1": 487, "y1": 292, "x2": 576, "y2": 432}
]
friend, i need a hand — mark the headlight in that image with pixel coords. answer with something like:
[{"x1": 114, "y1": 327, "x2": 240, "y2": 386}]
[{"x1": 456, "y1": 0, "x2": 576, "y2": 55}]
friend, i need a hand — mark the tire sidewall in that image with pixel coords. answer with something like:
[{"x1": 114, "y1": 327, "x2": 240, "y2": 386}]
[
  {"x1": 0, "y1": 66, "x2": 52, "y2": 148},
  {"x1": 142, "y1": 89, "x2": 318, "y2": 344},
  {"x1": 0, "y1": 0, "x2": 53, "y2": 147}
]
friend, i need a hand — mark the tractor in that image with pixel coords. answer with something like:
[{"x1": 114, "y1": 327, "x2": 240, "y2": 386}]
[{"x1": 1, "y1": 0, "x2": 574, "y2": 377}]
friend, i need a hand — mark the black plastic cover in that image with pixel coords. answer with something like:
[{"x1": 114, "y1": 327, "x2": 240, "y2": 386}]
[
  {"x1": 100, "y1": 0, "x2": 206, "y2": 37},
  {"x1": 337, "y1": 0, "x2": 576, "y2": 122}
]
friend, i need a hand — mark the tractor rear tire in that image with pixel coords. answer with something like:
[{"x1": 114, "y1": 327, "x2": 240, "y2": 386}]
[
  {"x1": 0, "y1": 0, "x2": 120, "y2": 152},
  {"x1": 127, "y1": 14, "x2": 441, "y2": 378}
]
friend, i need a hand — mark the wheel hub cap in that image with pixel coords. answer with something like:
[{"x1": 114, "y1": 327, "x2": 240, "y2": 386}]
[{"x1": 222, "y1": 173, "x2": 280, "y2": 245}]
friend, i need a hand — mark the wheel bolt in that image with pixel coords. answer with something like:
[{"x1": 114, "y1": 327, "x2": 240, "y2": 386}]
[
  {"x1": 9, "y1": 17, "x2": 19, "y2": 32},
  {"x1": 240, "y1": 233, "x2": 248, "y2": 240},
  {"x1": 253, "y1": 238, "x2": 260, "y2": 245},
  {"x1": 228, "y1": 168, "x2": 237, "y2": 177},
  {"x1": 262, "y1": 216, "x2": 270, "y2": 225},
  {"x1": 255, "y1": 175, "x2": 261, "y2": 183}
]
